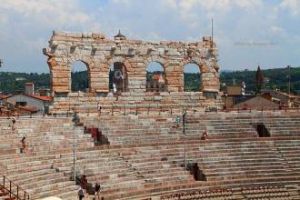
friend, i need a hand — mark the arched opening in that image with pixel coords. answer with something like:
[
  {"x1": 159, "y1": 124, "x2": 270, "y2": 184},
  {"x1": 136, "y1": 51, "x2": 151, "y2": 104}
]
[
  {"x1": 71, "y1": 61, "x2": 89, "y2": 92},
  {"x1": 109, "y1": 62, "x2": 128, "y2": 93},
  {"x1": 256, "y1": 123, "x2": 270, "y2": 137},
  {"x1": 146, "y1": 62, "x2": 167, "y2": 92},
  {"x1": 184, "y1": 63, "x2": 201, "y2": 92},
  {"x1": 187, "y1": 163, "x2": 207, "y2": 181}
]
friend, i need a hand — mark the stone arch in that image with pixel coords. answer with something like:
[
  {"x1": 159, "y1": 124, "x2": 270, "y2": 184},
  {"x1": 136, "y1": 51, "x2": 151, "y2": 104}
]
[
  {"x1": 100, "y1": 57, "x2": 133, "y2": 93},
  {"x1": 183, "y1": 63, "x2": 201, "y2": 92},
  {"x1": 108, "y1": 61, "x2": 129, "y2": 93},
  {"x1": 146, "y1": 61, "x2": 167, "y2": 92},
  {"x1": 145, "y1": 56, "x2": 167, "y2": 68},
  {"x1": 144, "y1": 57, "x2": 170, "y2": 91},
  {"x1": 182, "y1": 59, "x2": 203, "y2": 72},
  {"x1": 70, "y1": 60, "x2": 90, "y2": 92},
  {"x1": 107, "y1": 57, "x2": 132, "y2": 72}
]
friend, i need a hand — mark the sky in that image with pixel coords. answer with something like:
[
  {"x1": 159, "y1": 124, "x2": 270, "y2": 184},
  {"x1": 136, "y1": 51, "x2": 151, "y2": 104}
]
[{"x1": 0, "y1": 0, "x2": 299, "y2": 73}]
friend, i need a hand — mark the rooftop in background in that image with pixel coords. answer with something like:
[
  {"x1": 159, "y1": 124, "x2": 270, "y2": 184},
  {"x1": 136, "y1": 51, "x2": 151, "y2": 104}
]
[
  {"x1": 0, "y1": 93, "x2": 9, "y2": 100},
  {"x1": 0, "y1": 94, "x2": 52, "y2": 102},
  {"x1": 225, "y1": 86, "x2": 242, "y2": 96}
]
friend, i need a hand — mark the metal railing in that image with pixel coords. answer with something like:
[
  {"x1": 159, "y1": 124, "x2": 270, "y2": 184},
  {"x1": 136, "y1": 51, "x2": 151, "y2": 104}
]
[{"x1": 1, "y1": 175, "x2": 29, "y2": 200}]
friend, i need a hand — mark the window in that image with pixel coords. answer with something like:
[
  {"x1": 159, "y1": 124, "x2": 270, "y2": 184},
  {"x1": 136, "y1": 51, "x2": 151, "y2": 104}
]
[
  {"x1": 146, "y1": 62, "x2": 166, "y2": 92},
  {"x1": 71, "y1": 61, "x2": 89, "y2": 92},
  {"x1": 184, "y1": 63, "x2": 201, "y2": 92},
  {"x1": 16, "y1": 101, "x2": 27, "y2": 107}
]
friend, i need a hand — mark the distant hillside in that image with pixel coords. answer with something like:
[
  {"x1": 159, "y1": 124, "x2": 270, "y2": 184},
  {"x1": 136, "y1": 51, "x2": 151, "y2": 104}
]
[
  {"x1": 0, "y1": 72, "x2": 50, "y2": 93},
  {"x1": 0, "y1": 67, "x2": 299, "y2": 94},
  {"x1": 220, "y1": 67, "x2": 300, "y2": 94}
]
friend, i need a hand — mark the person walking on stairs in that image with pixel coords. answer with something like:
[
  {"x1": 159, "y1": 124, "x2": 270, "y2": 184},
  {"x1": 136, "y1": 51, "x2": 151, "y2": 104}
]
[
  {"x1": 95, "y1": 182, "x2": 101, "y2": 200},
  {"x1": 78, "y1": 187, "x2": 85, "y2": 200},
  {"x1": 20, "y1": 137, "x2": 26, "y2": 153}
]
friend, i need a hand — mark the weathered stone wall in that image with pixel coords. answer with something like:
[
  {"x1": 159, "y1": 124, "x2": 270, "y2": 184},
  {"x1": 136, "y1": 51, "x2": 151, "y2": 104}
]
[
  {"x1": 43, "y1": 31, "x2": 220, "y2": 94},
  {"x1": 50, "y1": 91, "x2": 223, "y2": 114}
]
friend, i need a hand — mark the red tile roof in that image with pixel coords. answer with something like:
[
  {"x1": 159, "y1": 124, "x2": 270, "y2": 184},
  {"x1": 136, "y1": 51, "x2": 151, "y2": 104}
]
[
  {"x1": 0, "y1": 94, "x2": 10, "y2": 99},
  {"x1": 30, "y1": 95, "x2": 53, "y2": 101},
  {"x1": 1, "y1": 94, "x2": 52, "y2": 102}
]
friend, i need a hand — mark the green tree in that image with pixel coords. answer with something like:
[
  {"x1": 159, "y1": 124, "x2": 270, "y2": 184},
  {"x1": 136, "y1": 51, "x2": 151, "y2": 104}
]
[{"x1": 255, "y1": 66, "x2": 264, "y2": 94}]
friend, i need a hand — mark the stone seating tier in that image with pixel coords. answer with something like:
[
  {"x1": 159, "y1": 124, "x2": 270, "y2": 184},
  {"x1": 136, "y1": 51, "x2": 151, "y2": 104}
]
[
  {"x1": 0, "y1": 117, "x2": 92, "y2": 199},
  {"x1": 1, "y1": 112, "x2": 300, "y2": 199}
]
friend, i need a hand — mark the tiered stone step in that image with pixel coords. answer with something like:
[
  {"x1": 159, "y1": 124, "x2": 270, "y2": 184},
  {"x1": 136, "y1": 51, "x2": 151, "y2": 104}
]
[
  {"x1": 161, "y1": 188, "x2": 234, "y2": 200},
  {"x1": 1, "y1": 111, "x2": 300, "y2": 199},
  {"x1": 0, "y1": 117, "x2": 95, "y2": 200},
  {"x1": 264, "y1": 117, "x2": 300, "y2": 136},
  {"x1": 186, "y1": 118, "x2": 258, "y2": 138},
  {"x1": 80, "y1": 115, "x2": 182, "y2": 146},
  {"x1": 74, "y1": 138, "x2": 300, "y2": 199},
  {"x1": 275, "y1": 139, "x2": 300, "y2": 171},
  {"x1": 81, "y1": 113, "x2": 259, "y2": 148},
  {"x1": 194, "y1": 139, "x2": 297, "y2": 182},
  {"x1": 241, "y1": 185, "x2": 293, "y2": 199}
]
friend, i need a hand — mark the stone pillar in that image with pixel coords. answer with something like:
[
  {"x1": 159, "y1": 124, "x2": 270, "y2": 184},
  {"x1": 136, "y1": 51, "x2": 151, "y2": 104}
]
[
  {"x1": 47, "y1": 57, "x2": 70, "y2": 93},
  {"x1": 201, "y1": 64, "x2": 220, "y2": 92},
  {"x1": 96, "y1": 63, "x2": 110, "y2": 93},
  {"x1": 165, "y1": 61, "x2": 182, "y2": 92},
  {"x1": 129, "y1": 60, "x2": 147, "y2": 92},
  {"x1": 89, "y1": 61, "x2": 108, "y2": 93}
]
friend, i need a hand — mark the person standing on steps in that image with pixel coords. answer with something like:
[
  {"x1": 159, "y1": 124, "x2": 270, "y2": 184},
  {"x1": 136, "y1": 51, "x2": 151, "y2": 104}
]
[
  {"x1": 20, "y1": 137, "x2": 26, "y2": 153},
  {"x1": 11, "y1": 117, "x2": 16, "y2": 131},
  {"x1": 97, "y1": 102, "x2": 102, "y2": 116},
  {"x1": 78, "y1": 187, "x2": 85, "y2": 200},
  {"x1": 95, "y1": 182, "x2": 101, "y2": 200},
  {"x1": 8, "y1": 117, "x2": 16, "y2": 132},
  {"x1": 80, "y1": 175, "x2": 88, "y2": 190},
  {"x1": 201, "y1": 129, "x2": 208, "y2": 140}
]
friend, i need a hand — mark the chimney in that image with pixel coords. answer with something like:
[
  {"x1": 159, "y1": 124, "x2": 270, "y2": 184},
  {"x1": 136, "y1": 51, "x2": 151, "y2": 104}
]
[
  {"x1": 38, "y1": 89, "x2": 50, "y2": 96},
  {"x1": 25, "y1": 82, "x2": 35, "y2": 95}
]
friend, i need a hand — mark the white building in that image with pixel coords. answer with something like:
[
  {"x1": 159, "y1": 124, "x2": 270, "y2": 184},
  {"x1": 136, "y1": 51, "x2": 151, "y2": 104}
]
[{"x1": 1, "y1": 94, "x2": 52, "y2": 114}]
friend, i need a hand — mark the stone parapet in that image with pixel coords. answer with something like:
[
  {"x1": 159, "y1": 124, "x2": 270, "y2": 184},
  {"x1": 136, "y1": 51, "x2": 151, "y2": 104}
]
[{"x1": 49, "y1": 92, "x2": 223, "y2": 114}]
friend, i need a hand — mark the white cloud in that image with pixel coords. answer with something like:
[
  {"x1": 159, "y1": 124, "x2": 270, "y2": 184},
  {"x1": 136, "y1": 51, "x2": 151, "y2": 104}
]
[
  {"x1": 158, "y1": 0, "x2": 264, "y2": 30},
  {"x1": 234, "y1": 0, "x2": 263, "y2": 10},
  {"x1": 0, "y1": 0, "x2": 92, "y2": 27},
  {"x1": 280, "y1": 0, "x2": 300, "y2": 15},
  {"x1": 0, "y1": 13, "x2": 7, "y2": 24},
  {"x1": 162, "y1": 0, "x2": 178, "y2": 9},
  {"x1": 0, "y1": 0, "x2": 299, "y2": 72},
  {"x1": 112, "y1": 0, "x2": 131, "y2": 5},
  {"x1": 270, "y1": 26, "x2": 284, "y2": 34},
  {"x1": 0, "y1": 0, "x2": 101, "y2": 72},
  {"x1": 168, "y1": 0, "x2": 263, "y2": 12}
]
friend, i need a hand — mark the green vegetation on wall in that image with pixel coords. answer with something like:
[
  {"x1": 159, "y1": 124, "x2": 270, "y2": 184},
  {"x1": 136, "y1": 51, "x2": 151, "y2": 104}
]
[{"x1": 0, "y1": 72, "x2": 49, "y2": 93}]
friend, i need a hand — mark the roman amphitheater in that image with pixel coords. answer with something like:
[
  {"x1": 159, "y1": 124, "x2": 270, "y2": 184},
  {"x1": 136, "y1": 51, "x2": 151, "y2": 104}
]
[{"x1": 0, "y1": 31, "x2": 300, "y2": 200}]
